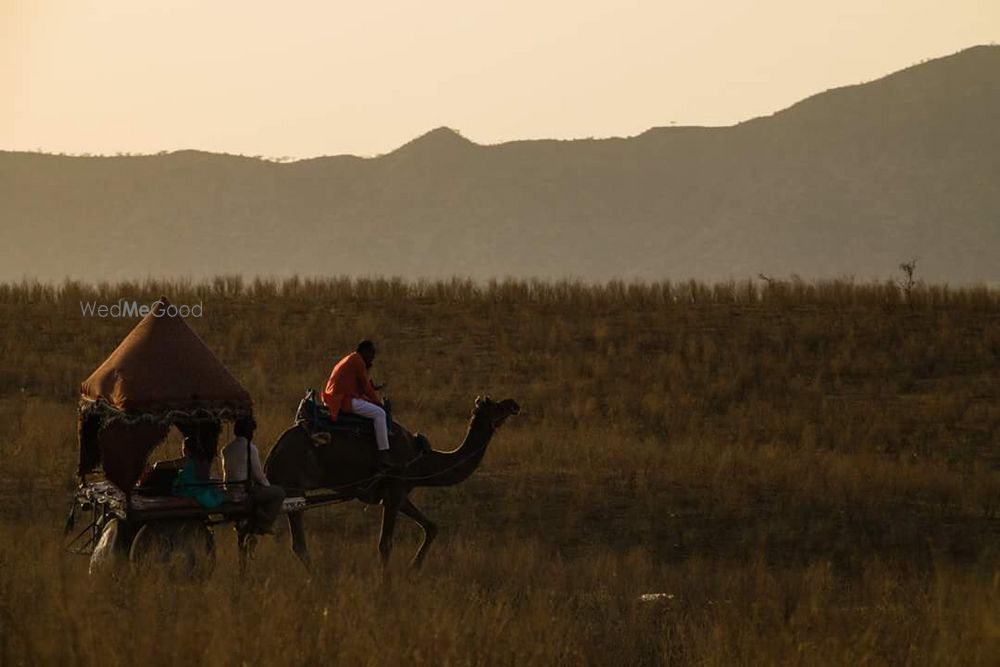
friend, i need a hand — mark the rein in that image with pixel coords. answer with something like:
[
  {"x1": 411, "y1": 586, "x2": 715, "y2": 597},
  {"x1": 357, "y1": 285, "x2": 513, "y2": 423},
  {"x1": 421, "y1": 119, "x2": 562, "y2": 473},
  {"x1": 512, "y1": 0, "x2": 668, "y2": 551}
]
[
  {"x1": 384, "y1": 424, "x2": 494, "y2": 482},
  {"x1": 294, "y1": 417, "x2": 499, "y2": 495}
]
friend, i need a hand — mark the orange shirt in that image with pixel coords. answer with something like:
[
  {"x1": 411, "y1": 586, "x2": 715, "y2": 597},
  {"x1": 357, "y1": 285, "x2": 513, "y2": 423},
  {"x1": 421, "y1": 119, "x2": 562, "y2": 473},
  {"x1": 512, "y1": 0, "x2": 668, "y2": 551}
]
[{"x1": 320, "y1": 351, "x2": 382, "y2": 420}]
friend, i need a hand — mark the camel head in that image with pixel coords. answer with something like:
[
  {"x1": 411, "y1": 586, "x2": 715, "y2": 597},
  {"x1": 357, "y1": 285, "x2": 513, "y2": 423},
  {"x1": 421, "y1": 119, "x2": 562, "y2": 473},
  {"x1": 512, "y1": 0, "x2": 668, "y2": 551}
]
[{"x1": 473, "y1": 395, "x2": 520, "y2": 430}]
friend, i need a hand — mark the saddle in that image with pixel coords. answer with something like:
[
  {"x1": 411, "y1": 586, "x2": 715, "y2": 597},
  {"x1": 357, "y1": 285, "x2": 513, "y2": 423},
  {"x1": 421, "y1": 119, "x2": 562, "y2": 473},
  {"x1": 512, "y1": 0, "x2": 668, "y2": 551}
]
[
  {"x1": 294, "y1": 389, "x2": 430, "y2": 459},
  {"x1": 295, "y1": 389, "x2": 379, "y2": 438}
]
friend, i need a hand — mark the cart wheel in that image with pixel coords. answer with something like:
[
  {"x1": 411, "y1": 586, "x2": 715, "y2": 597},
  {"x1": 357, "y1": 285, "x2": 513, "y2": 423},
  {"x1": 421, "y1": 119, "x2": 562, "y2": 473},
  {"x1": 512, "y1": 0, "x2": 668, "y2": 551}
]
[
  {"x1": 129, "y1": 519, "x2": 215, "y2": 579},
  {"x1": 89, "y1": 518, "x2": 136, "y2": 576}
]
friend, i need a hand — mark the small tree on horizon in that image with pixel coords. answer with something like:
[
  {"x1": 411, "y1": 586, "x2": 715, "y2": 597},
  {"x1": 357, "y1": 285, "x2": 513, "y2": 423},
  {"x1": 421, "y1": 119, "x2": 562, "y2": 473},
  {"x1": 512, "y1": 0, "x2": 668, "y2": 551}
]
[{"x1": 898, "y1": 258, "x2": 918, "y2": 307}]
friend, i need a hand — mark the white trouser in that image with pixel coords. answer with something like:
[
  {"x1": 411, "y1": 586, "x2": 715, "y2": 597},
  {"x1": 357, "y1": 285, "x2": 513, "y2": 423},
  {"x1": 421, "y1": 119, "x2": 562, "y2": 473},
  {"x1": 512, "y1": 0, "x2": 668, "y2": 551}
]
[{"x1": 351, "y1": 398, "x2": 390, "y2": 451}]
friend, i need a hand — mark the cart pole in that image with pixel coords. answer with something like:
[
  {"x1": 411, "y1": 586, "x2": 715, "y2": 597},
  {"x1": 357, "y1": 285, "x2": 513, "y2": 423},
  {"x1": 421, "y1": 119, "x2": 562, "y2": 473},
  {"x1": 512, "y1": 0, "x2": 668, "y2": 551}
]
[{"x1": 246, "y1": 420, "x2": 255, "y2": 525}]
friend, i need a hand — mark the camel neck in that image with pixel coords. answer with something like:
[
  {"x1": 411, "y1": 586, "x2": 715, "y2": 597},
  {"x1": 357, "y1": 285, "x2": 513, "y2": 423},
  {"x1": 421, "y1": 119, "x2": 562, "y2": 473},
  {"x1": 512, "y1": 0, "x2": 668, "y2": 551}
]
[{"x1": 417, "y1": 417, "x2": 494, "y2": 487}]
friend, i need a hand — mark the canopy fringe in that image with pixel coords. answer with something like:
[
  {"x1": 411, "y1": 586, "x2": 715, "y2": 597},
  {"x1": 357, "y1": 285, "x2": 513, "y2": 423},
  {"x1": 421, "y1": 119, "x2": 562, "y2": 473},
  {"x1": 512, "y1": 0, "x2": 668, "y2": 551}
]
[{"x1": 79, "y1": 397, "x2": 253, "y2": 428}]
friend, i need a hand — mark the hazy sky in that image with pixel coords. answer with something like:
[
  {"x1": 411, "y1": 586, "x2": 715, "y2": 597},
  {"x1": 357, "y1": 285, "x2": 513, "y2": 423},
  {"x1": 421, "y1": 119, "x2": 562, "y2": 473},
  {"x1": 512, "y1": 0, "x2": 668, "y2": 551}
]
[{"x1": 3, "y1": 1, "x2": 997, "y2": 158}]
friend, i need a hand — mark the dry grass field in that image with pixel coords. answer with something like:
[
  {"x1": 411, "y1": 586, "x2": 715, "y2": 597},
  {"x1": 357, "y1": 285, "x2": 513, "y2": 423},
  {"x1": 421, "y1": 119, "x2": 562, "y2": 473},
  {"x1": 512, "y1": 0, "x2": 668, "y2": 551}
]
[{"x1": 0, "y1": 276, "x2": 997, "y2": 665}]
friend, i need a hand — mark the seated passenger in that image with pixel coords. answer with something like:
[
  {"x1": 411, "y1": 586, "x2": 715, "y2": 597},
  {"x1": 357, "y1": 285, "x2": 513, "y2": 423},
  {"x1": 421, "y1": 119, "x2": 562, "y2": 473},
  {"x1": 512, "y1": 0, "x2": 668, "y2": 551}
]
[
  {"x1": 222, "y1": 416, "x2": 285, "y2": 535},
  {"x1": 173, "y1": 436, "x2": 224, "y2": 508}
]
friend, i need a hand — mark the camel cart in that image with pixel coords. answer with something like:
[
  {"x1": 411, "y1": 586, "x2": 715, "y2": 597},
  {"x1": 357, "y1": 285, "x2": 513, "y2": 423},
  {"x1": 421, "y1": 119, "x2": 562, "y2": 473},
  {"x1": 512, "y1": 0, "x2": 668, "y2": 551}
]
[{"x1": 62, "y1": 297, "x2": 321, "y2": 573}]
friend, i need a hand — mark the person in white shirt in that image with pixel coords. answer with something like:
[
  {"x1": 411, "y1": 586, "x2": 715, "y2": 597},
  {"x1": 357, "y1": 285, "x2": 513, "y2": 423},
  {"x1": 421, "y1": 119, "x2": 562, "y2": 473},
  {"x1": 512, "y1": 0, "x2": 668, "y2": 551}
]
[{"x1": 222, "y1": 416, "x2": 285, "y2": 534}]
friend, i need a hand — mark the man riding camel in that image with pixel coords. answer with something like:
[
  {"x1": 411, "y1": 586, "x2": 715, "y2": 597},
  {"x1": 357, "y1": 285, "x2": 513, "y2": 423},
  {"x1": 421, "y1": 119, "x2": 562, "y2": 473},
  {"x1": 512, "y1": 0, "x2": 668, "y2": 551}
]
[{"x1": 321, "y1": 340, "x2": 398, "y2": 470}]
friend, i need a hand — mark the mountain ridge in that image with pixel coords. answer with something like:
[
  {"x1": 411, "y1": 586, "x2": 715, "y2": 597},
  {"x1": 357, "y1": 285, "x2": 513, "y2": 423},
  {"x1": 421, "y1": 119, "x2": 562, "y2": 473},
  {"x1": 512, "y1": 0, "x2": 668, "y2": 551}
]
[{"x1": 1, "y1": 45, "x2": 998, "y2": 284}]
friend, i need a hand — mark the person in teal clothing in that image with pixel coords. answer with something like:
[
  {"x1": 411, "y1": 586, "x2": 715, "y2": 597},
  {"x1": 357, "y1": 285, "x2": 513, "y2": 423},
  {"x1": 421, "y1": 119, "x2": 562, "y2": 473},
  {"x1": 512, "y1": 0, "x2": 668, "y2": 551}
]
[{"x1": 173, "y1": 436, "x2": 224, "y2": 508}]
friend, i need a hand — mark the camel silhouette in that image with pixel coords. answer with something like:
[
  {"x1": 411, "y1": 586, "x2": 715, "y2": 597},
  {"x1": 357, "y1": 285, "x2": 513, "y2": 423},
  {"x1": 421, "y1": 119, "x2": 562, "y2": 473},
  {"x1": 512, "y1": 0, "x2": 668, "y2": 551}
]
[{"x1": 262, "y1": 395, "x2": 520, "y2": 570}]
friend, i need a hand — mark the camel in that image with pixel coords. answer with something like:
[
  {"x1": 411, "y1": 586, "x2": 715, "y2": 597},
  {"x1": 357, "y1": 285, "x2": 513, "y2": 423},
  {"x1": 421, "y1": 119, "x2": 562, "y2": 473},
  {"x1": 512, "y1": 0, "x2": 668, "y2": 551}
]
[{"x1": 262, "y1": 395, "x2": 520, "y2": 570}]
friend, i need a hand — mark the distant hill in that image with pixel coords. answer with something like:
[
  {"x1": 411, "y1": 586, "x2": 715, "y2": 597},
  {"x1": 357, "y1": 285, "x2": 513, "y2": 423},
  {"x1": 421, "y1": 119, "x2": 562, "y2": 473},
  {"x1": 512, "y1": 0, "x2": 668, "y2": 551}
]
[{"x1": 2, "y1": 45, "x2": 998, "y2": 284}]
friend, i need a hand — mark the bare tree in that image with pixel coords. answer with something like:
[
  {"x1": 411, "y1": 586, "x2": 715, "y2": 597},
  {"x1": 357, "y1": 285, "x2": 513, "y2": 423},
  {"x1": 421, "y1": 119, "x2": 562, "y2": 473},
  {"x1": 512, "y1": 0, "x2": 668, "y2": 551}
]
[{"x1": 897, "y1": 258, "x2": 918, "y2": 306}]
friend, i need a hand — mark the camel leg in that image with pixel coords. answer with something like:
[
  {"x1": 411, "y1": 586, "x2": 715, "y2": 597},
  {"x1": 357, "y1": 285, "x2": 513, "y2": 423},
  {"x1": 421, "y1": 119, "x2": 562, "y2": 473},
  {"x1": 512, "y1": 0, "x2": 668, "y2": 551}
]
[
  {"x1": 287, "y1": 510, "x2": 312, "y2": 571},
  {"x1": 399, "y1": 497, "x2": 438, "y2": 570},
  {"x1": 378, "y1": 493, "x2": 402, "y2": 567}
]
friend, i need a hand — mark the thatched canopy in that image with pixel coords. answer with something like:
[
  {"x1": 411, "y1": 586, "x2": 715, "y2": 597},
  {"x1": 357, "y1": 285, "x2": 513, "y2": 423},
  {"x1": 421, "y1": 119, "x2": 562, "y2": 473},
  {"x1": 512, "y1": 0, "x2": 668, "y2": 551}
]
[{"x1": 78, "y1": 297, "x2": 253, "y2": 490}]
